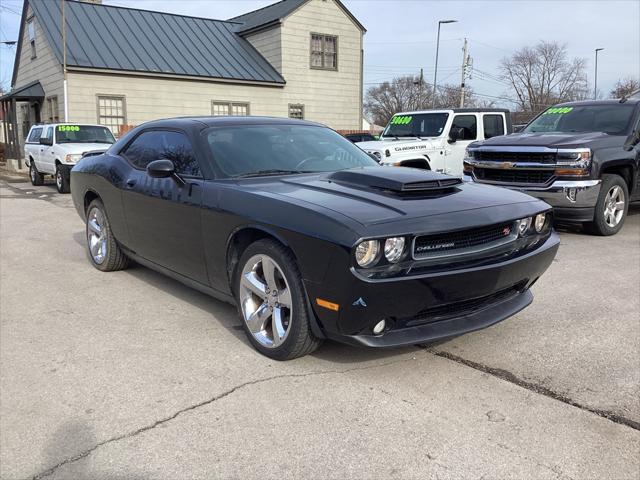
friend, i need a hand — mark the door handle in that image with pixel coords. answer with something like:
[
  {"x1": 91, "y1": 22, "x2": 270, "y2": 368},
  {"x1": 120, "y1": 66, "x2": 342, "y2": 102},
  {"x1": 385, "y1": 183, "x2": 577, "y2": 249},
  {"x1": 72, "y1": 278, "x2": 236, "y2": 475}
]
[{"x1": 125, "y1": 179, "x2": 137, "y2": 188}]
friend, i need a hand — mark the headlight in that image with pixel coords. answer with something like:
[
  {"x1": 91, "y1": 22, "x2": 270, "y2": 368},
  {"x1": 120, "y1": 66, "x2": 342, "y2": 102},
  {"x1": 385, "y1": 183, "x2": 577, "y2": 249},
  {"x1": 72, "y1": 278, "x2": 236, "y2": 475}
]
[
  {"x1": 464, "y1": 147, "x2": 474, "y2": 159},
  {"x1": 64, "y1": 154, "x2": 82, "y2": 163},
  {"x1": 517, "y1": 217, "x2": 532, "y2": 236},
  {"x1": 355, "y1": 240, "x2": 380, "y2": 267},
  {"x1": 384, "y1": 237, "x2": 405, "y2": 263},
  {"x1": 534, "y1": 213, "x2": 547, "y2": 232}
]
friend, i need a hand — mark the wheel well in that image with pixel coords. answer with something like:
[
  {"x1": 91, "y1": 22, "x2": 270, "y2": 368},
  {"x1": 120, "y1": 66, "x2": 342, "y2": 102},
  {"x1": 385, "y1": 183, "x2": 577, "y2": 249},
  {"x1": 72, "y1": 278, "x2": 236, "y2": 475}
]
[
  {"x1": 84, "y1": 191, "x2": 100, "y2": 214},
  {"x1": 226, "y1": 228, "x2": 285, "y2": 288},
  {"x1": 399, "y1": 159, "x2": 431, "y2": 170},
  {"x1": 601, "y1": 165, "x2": 633, "y2": 191}
]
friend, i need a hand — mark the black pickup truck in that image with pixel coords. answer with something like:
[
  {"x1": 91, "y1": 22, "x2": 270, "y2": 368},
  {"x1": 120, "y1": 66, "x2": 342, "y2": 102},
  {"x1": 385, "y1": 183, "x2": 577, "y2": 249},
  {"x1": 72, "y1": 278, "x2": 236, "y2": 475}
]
[{"x1": 464, "y1": 97, "x2": 640, "y2": 235}]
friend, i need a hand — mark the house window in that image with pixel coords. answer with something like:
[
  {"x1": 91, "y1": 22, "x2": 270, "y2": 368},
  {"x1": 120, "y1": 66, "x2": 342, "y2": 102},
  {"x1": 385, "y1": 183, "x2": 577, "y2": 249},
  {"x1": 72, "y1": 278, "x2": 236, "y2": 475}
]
[
  {"x1": 310, "y1": 34, "x2": 337, "y2": 70},
  {"x1": 97, "y1": 96, "x2": 126, "y2": 136},
  {"x1": 288, "y1": 104, "x2": 305, "y2": 120},
  {"x1": 211, "y1": 101, "x2": 250, "y2": 116},
  {"x1": 27, "y1": 19, "x2": 36, "y2": 58},
  {"x1": 46, "y1": 96, "x2": 59, "y2": 123}
]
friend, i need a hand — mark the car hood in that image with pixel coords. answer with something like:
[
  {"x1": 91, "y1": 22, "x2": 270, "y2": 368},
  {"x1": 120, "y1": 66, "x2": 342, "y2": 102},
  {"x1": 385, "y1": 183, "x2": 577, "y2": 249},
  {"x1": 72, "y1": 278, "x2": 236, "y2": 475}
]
[
  {"x1": 240, "y1": 167, "x2": 541, "y2": 227},
  {"x1": 474, "y1": 131, "x2": 615, "y2": 149},
  {"x1": 57, "y1": 143, "x2": 113, "y2": 155}
]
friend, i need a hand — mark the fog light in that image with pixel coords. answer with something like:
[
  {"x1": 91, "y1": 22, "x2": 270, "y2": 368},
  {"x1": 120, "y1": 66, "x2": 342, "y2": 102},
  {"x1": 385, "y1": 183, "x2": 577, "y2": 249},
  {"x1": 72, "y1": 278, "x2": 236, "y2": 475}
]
[
  {"x1": 534, "y1": 213, "x2": 547, "y2": 232},
  {"x1": 373, "y1": 319, "x2": 386, "y2": 335},
  {"x1": 566, "y1": 187, "x2": 577, "y2": 202}
]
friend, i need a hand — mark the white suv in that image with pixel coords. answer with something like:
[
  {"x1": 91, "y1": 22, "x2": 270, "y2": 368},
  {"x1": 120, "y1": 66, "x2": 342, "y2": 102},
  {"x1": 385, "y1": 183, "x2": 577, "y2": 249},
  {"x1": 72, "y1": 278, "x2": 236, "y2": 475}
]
[{"x1": 24, "y1": 123, "x2": 115, "y2": 193}]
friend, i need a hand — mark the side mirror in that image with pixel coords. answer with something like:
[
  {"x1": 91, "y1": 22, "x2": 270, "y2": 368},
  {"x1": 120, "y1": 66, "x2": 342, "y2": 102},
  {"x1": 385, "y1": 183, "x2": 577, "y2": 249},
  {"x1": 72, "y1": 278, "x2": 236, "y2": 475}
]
[
  {"x1": 623, "y1": 128, "x2": 640, "y2": 152},
  {"x1": 147, "y1": 159, "x2": 185, "y2": 185},
  {"x1": 39, "y1": 137, "x2": 53, "y2": 146},
  {"x1": 448, "y1": 128, "x2": 461, "y2": 144},
  {"x1": 367, "y1": 152, "x2": 381, "y2": 163}
]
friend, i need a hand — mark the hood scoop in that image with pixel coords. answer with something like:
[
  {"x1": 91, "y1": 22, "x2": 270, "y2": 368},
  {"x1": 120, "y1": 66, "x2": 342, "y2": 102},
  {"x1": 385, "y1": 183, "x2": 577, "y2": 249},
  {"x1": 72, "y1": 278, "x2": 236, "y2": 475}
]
[{"x1": 327, "y1": 168, "x2": 462, "y2": 197}]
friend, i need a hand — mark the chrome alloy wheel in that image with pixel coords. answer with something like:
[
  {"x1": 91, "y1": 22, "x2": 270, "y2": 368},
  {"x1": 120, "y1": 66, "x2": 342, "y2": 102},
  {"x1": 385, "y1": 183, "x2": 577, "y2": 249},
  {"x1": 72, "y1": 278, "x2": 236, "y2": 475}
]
[
  {"x1": 86, "y1": 207, "x2": 108, "y2": 264},
  {"x1": 55, "y1": 169, "x2": 63, "y2": 190},
  {"x1": 239, "y1": 254, "x2": 293, "y2": 348},
  {"x1": 603, "y1": 185, "x2": 625, "y2": 228},
  {"x1": 30, "y1": 165, "x2": 37, "y2": 183}
]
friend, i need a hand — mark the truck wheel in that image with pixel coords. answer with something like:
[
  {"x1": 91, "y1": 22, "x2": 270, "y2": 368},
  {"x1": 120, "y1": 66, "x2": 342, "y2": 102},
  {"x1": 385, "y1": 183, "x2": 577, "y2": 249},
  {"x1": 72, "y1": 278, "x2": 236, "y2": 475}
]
[
  {"x1": 235, "y1": 239, "x2": 322, "y2": 360},
  {"x1": 85, "y1": 199, "x2": 130, "y2": 271},
  {"x1": 586, "y1": 174, "x2": 629, "y2": 236},
  {"x1": 55, "y1": 165, "x2": 70, "y2": 194},
  {"x1": 29, "y1": 163, "x2": 44, "y2": 186}
]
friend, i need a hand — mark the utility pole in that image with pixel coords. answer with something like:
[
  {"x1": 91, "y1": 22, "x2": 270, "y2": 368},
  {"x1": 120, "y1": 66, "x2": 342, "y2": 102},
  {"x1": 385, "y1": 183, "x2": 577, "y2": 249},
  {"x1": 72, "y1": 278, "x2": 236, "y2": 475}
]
[
  {"x1": 62, "y1": 0, "x2": 68, "y2": 121},
  {"x1": 459, "y1": 38, "x2": 470, "y2": 108}
]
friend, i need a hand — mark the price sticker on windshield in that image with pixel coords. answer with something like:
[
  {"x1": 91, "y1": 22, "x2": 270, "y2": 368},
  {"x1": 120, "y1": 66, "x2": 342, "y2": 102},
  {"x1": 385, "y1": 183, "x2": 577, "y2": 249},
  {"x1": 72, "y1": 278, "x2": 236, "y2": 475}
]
[
  {"x1": 58, "y1": 125, "x2": 80, "y2": 132},
  {"x1": 543, "y1": 107, "x2": 573, "y2": 115},
  {"x1": 390, "y1": 115, "x2": 413, "y2": 125}
]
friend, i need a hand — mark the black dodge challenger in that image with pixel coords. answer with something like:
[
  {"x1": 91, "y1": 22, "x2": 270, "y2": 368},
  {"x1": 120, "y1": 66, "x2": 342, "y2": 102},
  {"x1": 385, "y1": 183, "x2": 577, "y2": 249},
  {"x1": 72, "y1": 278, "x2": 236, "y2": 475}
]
[{"x1": 71, "y1": 117, "x2": 559, "y2": 360}]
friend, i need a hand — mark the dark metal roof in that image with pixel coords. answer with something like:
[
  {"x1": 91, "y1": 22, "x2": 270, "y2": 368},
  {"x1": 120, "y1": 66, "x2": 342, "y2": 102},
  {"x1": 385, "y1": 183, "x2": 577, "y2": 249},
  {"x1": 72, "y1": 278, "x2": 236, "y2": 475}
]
[
  {"x1": 28, "y1": 0, "x2": 285, "y2": 84},
  {"x1": 133, "y1": 115, "x2": 326, "y2": 129},
  {"x1": 0, "y1": 80, "x2": 45, "y2": 101},
  {"x1": 230, "y1": 0, "x2": 365, "y2": 34}
]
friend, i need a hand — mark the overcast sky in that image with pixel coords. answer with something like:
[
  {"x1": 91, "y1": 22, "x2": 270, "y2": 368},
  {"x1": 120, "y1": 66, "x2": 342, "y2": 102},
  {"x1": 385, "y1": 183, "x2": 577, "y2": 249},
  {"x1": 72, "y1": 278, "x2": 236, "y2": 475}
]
[{"x1": 1, "y1": 0, "x2": 639, "y2": 107}]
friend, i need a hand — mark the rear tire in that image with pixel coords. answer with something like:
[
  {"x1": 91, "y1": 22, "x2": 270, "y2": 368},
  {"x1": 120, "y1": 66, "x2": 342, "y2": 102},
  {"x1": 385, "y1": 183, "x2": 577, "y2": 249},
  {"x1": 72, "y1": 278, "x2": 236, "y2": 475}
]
[
  {"x1": 85, "y1": 199, "x2": 129, "y2": 272},
  {"x1": 586, "y1": 174, "x2": 628, "y2": 236},
  {"x1": 234, "y1": 239, "x2": 321, "y2": 360},
  {"x1": 29, "y1": 162, "x2": 44, "y2": 186},
  {"x1": 55, "y1": 165, "x2": 70, "y2": 194}
]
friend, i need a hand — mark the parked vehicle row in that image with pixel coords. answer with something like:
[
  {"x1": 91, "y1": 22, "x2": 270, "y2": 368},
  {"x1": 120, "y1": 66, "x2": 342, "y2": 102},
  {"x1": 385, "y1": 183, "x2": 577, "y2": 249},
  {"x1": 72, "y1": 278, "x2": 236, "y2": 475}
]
[
  {"x1": 464, "y1": 98, "x2": 640, "y2": 235},
  {"x1": 24, "y1": 123, "x2": 115, "y2": 193},
  {"x1": 70, "y1": 117, "x2": 558, "y2": 360}
]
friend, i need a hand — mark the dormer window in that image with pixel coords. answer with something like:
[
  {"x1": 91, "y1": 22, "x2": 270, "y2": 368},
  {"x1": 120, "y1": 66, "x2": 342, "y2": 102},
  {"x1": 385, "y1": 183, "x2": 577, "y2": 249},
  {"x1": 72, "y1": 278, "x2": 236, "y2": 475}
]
[
  {"x1": 310, "y1": 33, "x2": 337, "y2": 70},
  {"x1": 27, "y1": 18, "x2": 36, "y2": 59}
]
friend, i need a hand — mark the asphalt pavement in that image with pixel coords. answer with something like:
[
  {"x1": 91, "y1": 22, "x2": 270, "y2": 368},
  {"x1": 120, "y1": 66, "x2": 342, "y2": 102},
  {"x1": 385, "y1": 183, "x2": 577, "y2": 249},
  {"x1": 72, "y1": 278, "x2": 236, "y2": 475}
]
[{"x1": 1, "y1": 176, "x2": 638, "y2": 480}]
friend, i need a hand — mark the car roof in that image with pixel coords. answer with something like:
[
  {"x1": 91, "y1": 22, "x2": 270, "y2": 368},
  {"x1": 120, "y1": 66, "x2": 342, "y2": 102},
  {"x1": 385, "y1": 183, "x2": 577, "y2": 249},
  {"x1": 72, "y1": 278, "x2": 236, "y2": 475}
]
[
  {"x1": 134, "y1": 116, "x2": 327, "y2": 130},
  {"x1": 392, "y1": 108, "x2": 510, "y2": 115},
  {"x1": 555, "y1": 98, "x2": 640, "y2": 107}
]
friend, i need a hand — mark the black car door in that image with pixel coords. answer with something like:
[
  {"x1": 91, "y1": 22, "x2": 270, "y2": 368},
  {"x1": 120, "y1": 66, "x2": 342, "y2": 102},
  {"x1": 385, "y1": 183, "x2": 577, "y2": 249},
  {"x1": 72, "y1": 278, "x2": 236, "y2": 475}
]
[{"x1": 119, "y1": 129, "x2": 208, "y2": 284}]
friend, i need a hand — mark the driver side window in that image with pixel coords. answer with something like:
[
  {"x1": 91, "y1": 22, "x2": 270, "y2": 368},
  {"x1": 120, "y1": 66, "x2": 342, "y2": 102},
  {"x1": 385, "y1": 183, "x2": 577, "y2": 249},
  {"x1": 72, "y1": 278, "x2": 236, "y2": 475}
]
[
  {"x1": 451, "y1": 115, "x2": 477, "y2": 140},
  {"x1": 122, "y1": 130, "x2": 202, "y2": 177}
]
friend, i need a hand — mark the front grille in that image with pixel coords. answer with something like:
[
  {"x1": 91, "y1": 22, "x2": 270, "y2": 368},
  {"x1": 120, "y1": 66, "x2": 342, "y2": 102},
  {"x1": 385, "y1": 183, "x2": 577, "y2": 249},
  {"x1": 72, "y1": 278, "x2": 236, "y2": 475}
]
[
  {"x1": 475, "y1": 150, "x2": 556, "y2": 164},
  {"x1": 413, "y1": 222, "x2": 514, "y2": 259},
  {"x1": 474, "y1": 168, "x2": 555, "y2": 185},
  {"x1": 405, "y1": 283, "x2": 524, "y2": 326}
]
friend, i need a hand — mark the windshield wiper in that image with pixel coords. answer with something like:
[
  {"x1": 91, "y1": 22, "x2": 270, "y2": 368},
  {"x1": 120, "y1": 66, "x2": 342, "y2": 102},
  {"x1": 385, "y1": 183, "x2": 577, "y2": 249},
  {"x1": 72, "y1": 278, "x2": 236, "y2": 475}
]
[{"x1": 233, "y1": 169, "x2": 311, "y2": 178}]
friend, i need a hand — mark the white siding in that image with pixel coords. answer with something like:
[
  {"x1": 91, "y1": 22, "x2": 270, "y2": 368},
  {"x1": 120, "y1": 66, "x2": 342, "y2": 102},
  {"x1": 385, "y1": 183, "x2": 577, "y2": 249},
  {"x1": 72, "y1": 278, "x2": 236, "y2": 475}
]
[
  {"x1": 14, "y1": 6, "x2": 64, "y2": 122},
  {"x1": 245, "y1": 27, "x2": 282, "y2": 74},
  {"x1": 279, "y1": 0, "x2": 362, "y2": 129}
]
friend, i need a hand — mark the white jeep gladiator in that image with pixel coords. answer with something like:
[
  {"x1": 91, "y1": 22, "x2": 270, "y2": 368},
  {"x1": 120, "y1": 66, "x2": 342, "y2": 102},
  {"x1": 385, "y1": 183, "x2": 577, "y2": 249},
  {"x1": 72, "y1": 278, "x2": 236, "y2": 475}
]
[
  {"x1": 357, "y1": 109, "x2": 512, "y2": 176},
  {"x1": 24, "y1": 123, "x2": 115, "y2": 193}
]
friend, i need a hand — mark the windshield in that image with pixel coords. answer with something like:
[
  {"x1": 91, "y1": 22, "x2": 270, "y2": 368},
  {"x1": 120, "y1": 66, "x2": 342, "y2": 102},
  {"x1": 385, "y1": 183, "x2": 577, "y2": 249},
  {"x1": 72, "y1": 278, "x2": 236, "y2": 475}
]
[
  {"x1": 524, "y1": 105, "x2": 636, "y2": 135},
  {"x1": 205, "y1": 125, "x2": 379, "y2": 178},
  {"x1": 382, "y1": 113, "x2": 449, "y2": 138},
  {"x1": 55, "y1": 125, "x2": 116, "y2": 144}
]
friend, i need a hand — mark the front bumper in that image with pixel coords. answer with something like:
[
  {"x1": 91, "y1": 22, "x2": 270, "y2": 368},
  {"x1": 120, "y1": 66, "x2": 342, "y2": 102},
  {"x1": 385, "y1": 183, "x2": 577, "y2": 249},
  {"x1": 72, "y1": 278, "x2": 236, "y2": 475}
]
[
  {"x1": 464, "y1": 175, "x2": 601, "y2": 223},
  {"x1": 306, "y1": 233, "x2": 559, "y2": 348}
]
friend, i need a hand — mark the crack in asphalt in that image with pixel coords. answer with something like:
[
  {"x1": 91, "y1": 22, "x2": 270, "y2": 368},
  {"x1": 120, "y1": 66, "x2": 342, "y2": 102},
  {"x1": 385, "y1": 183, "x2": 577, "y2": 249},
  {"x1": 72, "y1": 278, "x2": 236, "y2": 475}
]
[
  {"x1": 427, "y1": 348, "x2": 640, "y2": 431},
  {"x1": 30, "y1": 355, "x2": 422, "y2": 479}
]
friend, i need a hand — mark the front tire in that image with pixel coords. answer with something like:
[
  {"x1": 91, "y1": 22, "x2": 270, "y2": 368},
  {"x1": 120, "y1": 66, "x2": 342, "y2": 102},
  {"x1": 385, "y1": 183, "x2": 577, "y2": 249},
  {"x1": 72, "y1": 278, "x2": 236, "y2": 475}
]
[
  {"x1": 586, "y1": 174, "x2": 629, "y2": 236},
  {"x1": 85, "y1": 199, "x2": 129, "y2": 272},
  {"x1": 29, "y1": 162, "x2": 44, "y2": 186},
  {"x1": 55, "y1": 165, "x2": 70, "y2": 194},
  {"x1": 235, "y1": 239, "x2": 321, "y2": 360}
]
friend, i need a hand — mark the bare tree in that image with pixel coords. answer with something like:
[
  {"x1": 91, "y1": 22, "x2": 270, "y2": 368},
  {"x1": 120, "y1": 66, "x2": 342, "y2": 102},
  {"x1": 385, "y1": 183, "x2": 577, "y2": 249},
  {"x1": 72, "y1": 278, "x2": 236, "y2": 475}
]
[
  {"x1": 499, "y1": 41, "x2": 589, "y2": 114},
  {"x1": 364, "y1": 76, "x2": 481, "y2": 126},
  {"x1": 610, "y1": 77, "x2": 640, "y2": 99}
]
